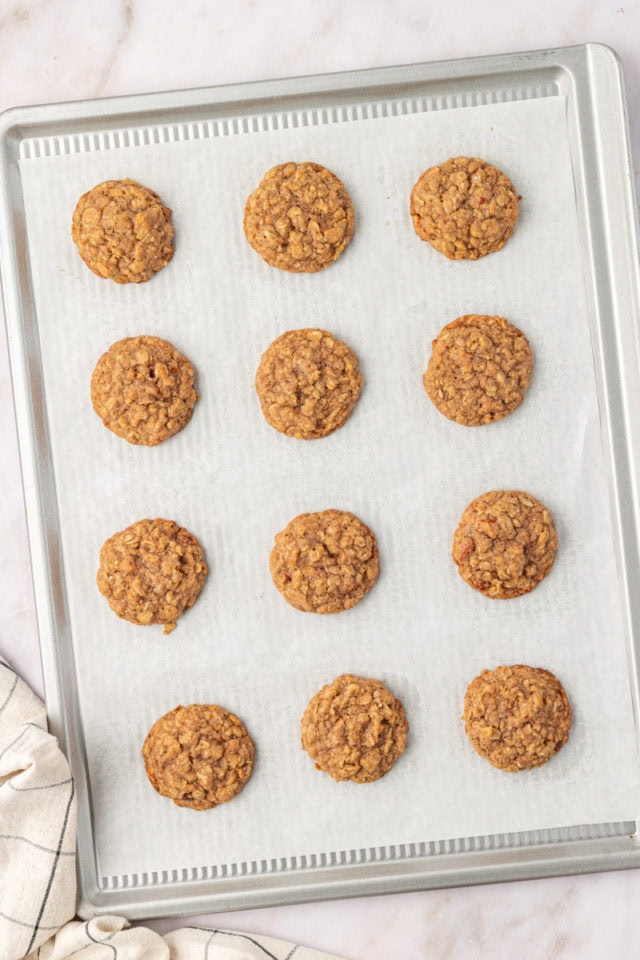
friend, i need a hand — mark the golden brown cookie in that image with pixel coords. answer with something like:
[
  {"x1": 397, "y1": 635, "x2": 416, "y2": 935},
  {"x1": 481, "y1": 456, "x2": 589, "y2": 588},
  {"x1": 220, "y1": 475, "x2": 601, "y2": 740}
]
[
  {"x1": 243, "y1": 161, "x2": 355, "y2": 272},
  {"x1": 424, "y1": 315, "x2": 533, "y2": 426},
  {"x1": 71, "y1": 178, "x2": 174, "y2": 283},
  {"x1": 91, "y1": 335, "x2": 197, "y2": 445},
  {"x1": 410, "y1": 157, "x2": 520, "y2": 260},
  {"x1": 97, "y1": 518, "x2": 207, "y2": 633},
  {"x1": 301, "y1": 673, "x2": 408, "y2": 782},
  {"x1": 452, "y1": 490, "x2": 557, "y2": 599},
  {"x1": 255, "y1": 328, "x2": 363, "y2": 439},
  {"x1": 142, "y1": 704, "x2": 255, "y2": 809},
  {"x1": 270, "y1": 509, "x2": 379, "y2": 613},
  {"x1": 463, "y1": 664, "x2": 571, "y2": 771}
]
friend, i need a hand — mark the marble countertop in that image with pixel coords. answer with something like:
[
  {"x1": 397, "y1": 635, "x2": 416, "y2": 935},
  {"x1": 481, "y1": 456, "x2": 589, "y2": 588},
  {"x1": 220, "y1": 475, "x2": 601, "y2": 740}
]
[{"x1": 1, "y1": 2, "x2": 639, "y2": 957}]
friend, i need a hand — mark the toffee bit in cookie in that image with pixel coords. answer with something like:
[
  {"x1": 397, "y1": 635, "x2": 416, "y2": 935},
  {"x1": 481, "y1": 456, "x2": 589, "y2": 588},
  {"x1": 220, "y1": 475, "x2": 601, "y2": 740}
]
[
  {"x1": 270, "y1": 509, "x2": 379, "y2": 614},
  {"x1": 97, "y1": 518, "x2": 207, "y2": 633},
  {"x1": 91, "y1": 335, "x2": 198, "y2": 445},
  {"x1": 142, "y1": 704, "x2": 255, "y2": 809},
  {"x1": 452, "y1": 490, "x2": 558, "y2": 599},
  {"x1": 301, "y1": 673, "x2": 408, "y2": 783},
  {"x1": 424, "y1": 314, "x2": 533, "y2": 426},
  {"x1": 71, "y1": 178, "x2": 174, "y2": 283},
  {"x1": 255, "y1": 328, "x2": 363, "y2": 439},
  {"x1": 410, "y1": 157, "x2": 520, "y2": 260},
  {"x1": 243, "y1": 161, "x2": 355, "y2": 272},
  {"x1": 463, "y1": 664, "x2": 571, "y2": 771}
]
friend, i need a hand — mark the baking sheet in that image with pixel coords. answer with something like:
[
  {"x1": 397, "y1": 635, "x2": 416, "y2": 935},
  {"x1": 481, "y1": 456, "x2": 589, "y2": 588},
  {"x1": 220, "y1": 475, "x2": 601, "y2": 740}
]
[{"x1": 15, "y1": 89, "x2": 640, "y2": 883}]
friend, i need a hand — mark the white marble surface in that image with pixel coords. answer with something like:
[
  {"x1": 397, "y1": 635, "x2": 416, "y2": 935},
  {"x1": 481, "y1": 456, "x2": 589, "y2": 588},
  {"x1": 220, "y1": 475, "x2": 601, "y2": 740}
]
[{"x1": 1, "y1": 2, "x2": 639, "y2": 957}]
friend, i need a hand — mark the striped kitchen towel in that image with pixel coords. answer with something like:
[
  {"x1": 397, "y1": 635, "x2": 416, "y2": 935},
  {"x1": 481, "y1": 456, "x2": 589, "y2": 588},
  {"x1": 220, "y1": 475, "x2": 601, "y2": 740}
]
[
  {"x1": 0, "y1": 657, "x2": 76, "y2": 958},
  {"x1": 0, "y1": 659, "x2": 347, "y2": 960}
]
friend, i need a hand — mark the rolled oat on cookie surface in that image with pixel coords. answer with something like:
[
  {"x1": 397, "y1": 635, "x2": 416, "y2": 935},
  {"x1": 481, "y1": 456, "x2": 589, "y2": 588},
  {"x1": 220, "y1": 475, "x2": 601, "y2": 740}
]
[
  {"x1": 243, "y1": 161, "x2": 355, "y2": 272},
  {"x1": 463, "y1": 664, "x2": 571, "y2": 772},
  {"x1": 270, "y1": 509, "x2": 379, "y2": 613},
  {"x1": 71, "y1": 178, "x2": 174, "y2": 283},
  {"x1": 97, "y1": 518, "x2": 207, "y2": 634},
  {"x1": 255, "y1": 328, "x2": 363, "y2": 439},
  {"x1": 301, "y1": 673, "x2": 408, "y2": 783},
  {"x1": 91, "y1": 335, "x2": 197, "y2": 445},
  {"x1": 142, "y1": 704, "x2": 255, "y2": 809},
  {"x1": 410, "y1": 156, "x2": 520, "y2": 260},
  {"x1": 452, "y1": 490, "x2": 557, "y2": 598},
  {"x1": 424, "y1": 314, "x2": 533, "y2": 426}
]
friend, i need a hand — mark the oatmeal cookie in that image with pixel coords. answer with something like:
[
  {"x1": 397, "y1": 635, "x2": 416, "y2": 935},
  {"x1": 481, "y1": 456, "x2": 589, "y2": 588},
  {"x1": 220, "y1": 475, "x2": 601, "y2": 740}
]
[
  {"x1": 270, "y1": 509, "x2": 379, "y2": 613},
  {"x1": 243, "y1": 161, "x2": 355, "y2": 272},
  {"x1": 255, "y1": 328, "x2": 363, "y2": 439},
  {"x1": 452, "y1": 490, "x2": 557, "y2": 599},
  {"x1": 424, "y1": 314, "x2": 533, "y2": 425},
  {"x1": 71, "y1": 178, "x2": 174, "y2": 283},
  {"x1": 97, "y1": 518, "x2": 207, "y2": 633},
  {"x1": 301, "y1": 673, "x2": 408, "y2": 782},
  {"x1": 142, "y1": 704, "x2": 255, "y2": 809},
  {"x1": 410, "y1": 157, "x2": 520, "y2": 260},
  {"x1": 463, "y1": 664, "x2": 571, "y2": 771},
  {"x1": 91, "y1": 335, "x2": 197, "y2": 445}
]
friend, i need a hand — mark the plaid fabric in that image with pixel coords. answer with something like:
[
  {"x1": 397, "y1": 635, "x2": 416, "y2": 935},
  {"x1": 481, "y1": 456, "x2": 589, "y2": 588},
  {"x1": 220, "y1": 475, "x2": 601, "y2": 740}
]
[
  {"x1": 0, "y1": 660, "x2": 346, "y2": 960},
  {"x1": 25, "y1": 915, "x2": 349, "y2": 958},
  {"x1": 0, "y1": 659, "x2": 76, "y2": 959}
]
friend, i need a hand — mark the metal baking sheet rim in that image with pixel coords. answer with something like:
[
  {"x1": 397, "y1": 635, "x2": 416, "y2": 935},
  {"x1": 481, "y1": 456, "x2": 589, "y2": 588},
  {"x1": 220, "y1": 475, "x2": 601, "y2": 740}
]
[{"x1": 2, "y1": 43, "x2": 640, "y2": 919}]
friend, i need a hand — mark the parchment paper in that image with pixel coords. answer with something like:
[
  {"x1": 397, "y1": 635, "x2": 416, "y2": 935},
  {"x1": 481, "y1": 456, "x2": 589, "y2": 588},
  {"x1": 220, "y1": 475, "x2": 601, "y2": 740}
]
[{"x1": 18, "y1": 93, "x2": 640, "y2": 881}]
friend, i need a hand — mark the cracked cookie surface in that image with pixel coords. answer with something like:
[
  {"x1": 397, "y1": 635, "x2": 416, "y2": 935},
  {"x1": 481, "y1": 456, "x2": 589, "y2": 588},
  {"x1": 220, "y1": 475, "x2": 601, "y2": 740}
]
[
  {"x1": 243, "y1": 161, "x2": 355, "y2": 272},
  {"x1": 424, "y1": 314, "x2": 532, "y2": 425},
  {"x1": 255, "y1": 328, "x2": 363, "y2": 439},
  {"x1": 97, "y1": 518, "x2": 207, "y2": 633},
  {"x1": 71, "y1": 178, "x2": 174, "y2": 283},
  {"x1": 452, "y1": 490, "x2": 557, "y2": 598},
  {"x1": 142, "y1": 704, "x2": 255, "y2": 809},
  {"x1": 91, "y1": 335, "x2": 197, "y2": 445},
  {"x1": 410, "y1": 157, "x2": 519, "y2": 260},
  {"x1": 301, "y1": 673, "x2": 408, "y2": 782},
  {"x1": 270, "y1": 509, "x2": 379, "y2": 613},
  {"x1": 463, "y1": 665, "x2": 571, "y2": 771}
]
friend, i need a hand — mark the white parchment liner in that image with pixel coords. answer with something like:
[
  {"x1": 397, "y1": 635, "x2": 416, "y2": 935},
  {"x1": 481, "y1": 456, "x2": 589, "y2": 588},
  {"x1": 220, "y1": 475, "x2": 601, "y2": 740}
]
[{"x1": 18, "y1": 95, "x2": 640, "y2": 881}]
